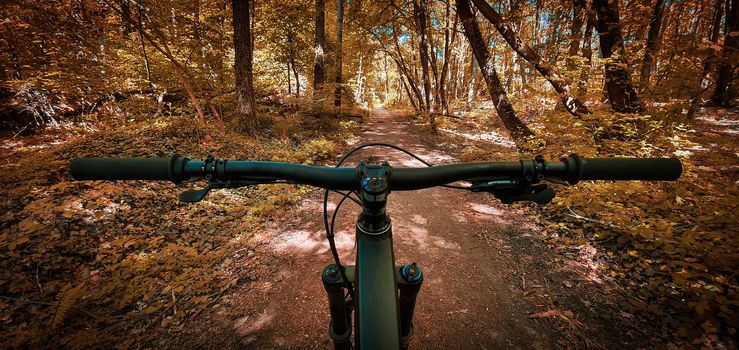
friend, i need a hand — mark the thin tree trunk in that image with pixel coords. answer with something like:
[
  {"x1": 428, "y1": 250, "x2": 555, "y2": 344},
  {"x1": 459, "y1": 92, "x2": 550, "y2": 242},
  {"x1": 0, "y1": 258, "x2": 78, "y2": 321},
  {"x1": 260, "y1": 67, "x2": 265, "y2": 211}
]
[
  {"x1": 287, "y1": 63, "x2": 292, "y2": 94},
  {"x1": 233, "y1": 0, "x2": 256, "y2": 131},
  {"x1": 334, "y1": 0, "x2": 344, "y2": 107},
  {"x1": 712, "y1": 0, "x2": 738, "y2": 106},
  {"x1": 397, "y1": 61, "x2": 418, "y2": 109},
  {"x1": 578, "y1": 6, "x2": 595, "y2": 97},
  {"x1": 471, "y1": 0, "x2": 591, "y2": 116},
  {"x1": 457, "y1": 0, "x2": 535, "y2": 141},
  {"x1": 287, "y1": 32, "x2": 300, "y2": 97},
  {"x1": 440, "y1": 3, "x2": 458, "y2": 115},
  {"x1": 106, "y1": 0, "x2": 205, "y2": 123},
  {"x1": 292, "y1": 64, "x2": 300, "y2": 97},
  {"x1": 593, "y1": 0, "x2": 643, "y2": 113},
  {"x1": 384, "y1": 53, "x2": 390, "y2": 103},
  {"x1": 568, "y1": 0, "x2": 587, "y2": 70},
  {"x1": 355, "y1": 54, "x2": 363, "y2": 102},
  {"x1": 395, "y1": 31, "x2": 425, "y2": 111},
  {"x1": 313, "y1": 0, "x2": 326, "y2": 91},
  {"x1": 455, "y1": 35, "x2": 467, "y2": 100},
  {"x1": 426, "y1": 2, "x2": 441, "y2": 113},
  {"x1": 467, "y1": 51, "x2": 477, "y2": 108},
  {"x1": 137, "y1": 6, "x2": 153, "y2": 88},
  {"x1": 638, "y1": 0, "x2": 668, "y2": 92}
]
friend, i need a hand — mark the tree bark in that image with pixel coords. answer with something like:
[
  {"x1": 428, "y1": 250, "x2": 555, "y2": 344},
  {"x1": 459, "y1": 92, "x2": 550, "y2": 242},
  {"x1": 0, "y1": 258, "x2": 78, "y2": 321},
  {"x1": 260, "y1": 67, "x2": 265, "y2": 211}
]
[
  {"x1": 712, "y1": 0, "x2": 738, "y2": 106},
  {"x1": 334, "y1": 0, "x2": 344, "y2": 107},
  {"x1": 233, "y1": 0, "x2": 256, "y2": 131},
  {"x1": 313, "y1": 0, "x2": 326, "y2": 91},
  {"x1": 457, "y1": 0, "x2": 535, "y2": 140},
  {"x1": 593, "y1": 0, "x2": 643, "y2": 113},
  {"x1": 471, "y1": 0, "x2": 591, "y2": 116},
  {"x1": 638, "y1": 0, "x2": 668, "y2": 92}
]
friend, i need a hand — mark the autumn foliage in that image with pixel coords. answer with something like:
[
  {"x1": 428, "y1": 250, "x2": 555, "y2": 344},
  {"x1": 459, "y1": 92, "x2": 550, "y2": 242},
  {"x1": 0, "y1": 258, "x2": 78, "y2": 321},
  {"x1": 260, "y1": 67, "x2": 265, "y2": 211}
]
[{"x1": 0, "y1": 0, "x2": 737, "y2": 348}]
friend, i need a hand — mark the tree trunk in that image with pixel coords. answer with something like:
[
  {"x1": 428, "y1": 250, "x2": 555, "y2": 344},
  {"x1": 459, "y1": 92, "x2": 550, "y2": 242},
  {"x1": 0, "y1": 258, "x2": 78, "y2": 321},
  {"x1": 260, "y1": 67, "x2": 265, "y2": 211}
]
[
  {"x1": 233, "y1": 0, "x2": 256, "y2": 131},
  {"x1": 578, "y1": 6, "x2": 596, "y2": 97},
  {"x1": 426, "y1": 2, "x2": 441, "y2": 113},
  {"x1": 638, "y1": 0, "x2": 668, "y2": 92},
  {"x1": 414, "y1": 0, "x2": 433, "y2": 114},
  {"x1": 712, "y1": 0, "x2": 738, "y2": 106},
  {"x1": 395, "y1": 31, "x2": 426, "y2": 111},
  {"x1": 471, "y1": 0, "x2": 591, "y2": 116},
  {"x1": 334, "y1": 0, "x2": 344, "y2": 107},
  {"x1": 287, "y1": 32, "x2": 300, "y2": 97},
  {"x1": 397, "y1": 60, "x2": 418, "y2": 109},
  {"x1": 593, "y1": 0, "x2": 643, "y2": 113},
  {"x1": 313, "y1": 0, "x2": 326, "y2": 91},
  {"x1": 455, "y1": 35, "x2": 467, "y2": 100},
  {"x1": 688, "y1": 0, "x2": 724, "y2": 118},
  {"x1": 439, "y1": 1, "x2": 457, "y2": 115},
  {"x1": 384, "y1": 53, "x2": 390, "y2": 103},
  {"x1": 137, "y1": 6, "x2": 153, "y2": 88},
  {"x1": 457, "y1": 0, "x2": 535, "y2": 140},
  {"x1": 355, "y1": 54, "x2": 364, "y2": 103},
  {"x1": 467, "y1": 51, "x2": 477, "y2": 108},
  {"x1": 292, "y1": 64, "x2": 300, "y2": 97},
  {"x1": 568, "y1": 0, "x2": 587, "y2": 70},
  {"x1": 287, "y1": 63, "x2": 292, "y2": 94}
]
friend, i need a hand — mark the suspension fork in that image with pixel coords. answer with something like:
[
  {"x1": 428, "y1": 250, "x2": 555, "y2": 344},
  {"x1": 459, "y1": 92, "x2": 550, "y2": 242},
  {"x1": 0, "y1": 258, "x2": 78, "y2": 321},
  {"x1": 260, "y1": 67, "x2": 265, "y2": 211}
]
[
  {"x1": 321, "y1": 263, "x2": 424, "y2": 350},
  {"x1": 398, "y1": 262, "x2": 423, "y2": 349},
  {"x1": 322, "y1": 264, "x2": 352, "y2": 350},
  {"x1": 322, "y1": 160, "x2": 424, "y2": 349}
]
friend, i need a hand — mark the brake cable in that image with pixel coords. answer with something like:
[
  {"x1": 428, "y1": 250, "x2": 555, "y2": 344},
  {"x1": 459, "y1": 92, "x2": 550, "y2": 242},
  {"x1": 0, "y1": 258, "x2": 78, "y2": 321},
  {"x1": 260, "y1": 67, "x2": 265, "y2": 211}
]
[{"x1": 323, "y1": 143, "x2": 475, "y2": 298}]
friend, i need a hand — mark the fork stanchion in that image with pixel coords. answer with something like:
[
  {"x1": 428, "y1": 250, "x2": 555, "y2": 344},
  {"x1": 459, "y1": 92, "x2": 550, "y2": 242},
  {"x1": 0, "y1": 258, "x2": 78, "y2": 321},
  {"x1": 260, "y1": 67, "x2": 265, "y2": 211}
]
[
  {"x1": 322, "y1": 264, "x2": 352, "y2": 350},
  {"x1": 398, "y1": 262, "x2": 423, "y2": 349}
]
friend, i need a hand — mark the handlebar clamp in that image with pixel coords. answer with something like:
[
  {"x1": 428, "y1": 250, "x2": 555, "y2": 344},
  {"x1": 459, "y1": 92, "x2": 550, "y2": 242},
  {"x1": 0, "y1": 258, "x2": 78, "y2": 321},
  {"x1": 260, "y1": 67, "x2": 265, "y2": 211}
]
[{"x1": 519, "y1": 155, "x2": 547, "y2": 186}]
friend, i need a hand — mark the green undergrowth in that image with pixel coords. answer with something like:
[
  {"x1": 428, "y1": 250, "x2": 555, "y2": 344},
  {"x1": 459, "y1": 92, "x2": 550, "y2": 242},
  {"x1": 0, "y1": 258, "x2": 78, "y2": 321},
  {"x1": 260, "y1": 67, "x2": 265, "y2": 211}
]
[
  {"x1": 429, "y1": 106, "x2": 738, "y2": 348},
  {"x1": 0, "y1": 108, "x2": 361, "y2": 348}
]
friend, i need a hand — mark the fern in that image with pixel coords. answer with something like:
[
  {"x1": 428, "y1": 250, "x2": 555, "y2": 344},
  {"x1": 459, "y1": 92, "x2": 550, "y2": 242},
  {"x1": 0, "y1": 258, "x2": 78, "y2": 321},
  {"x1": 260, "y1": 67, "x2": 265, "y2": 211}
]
[{"x1": 51, "y1": 283, "x2": 84, "y2": 331}]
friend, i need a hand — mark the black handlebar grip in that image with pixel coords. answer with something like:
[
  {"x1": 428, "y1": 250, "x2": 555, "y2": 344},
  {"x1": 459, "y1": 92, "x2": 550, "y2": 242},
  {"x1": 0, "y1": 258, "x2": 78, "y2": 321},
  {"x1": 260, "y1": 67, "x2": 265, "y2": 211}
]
[
  {"x1": 580, "y1": 157, "x2": 682, "y2": 181},
  {"x1": 70, "y1": 157, "x2": 177, "y2": 181}
]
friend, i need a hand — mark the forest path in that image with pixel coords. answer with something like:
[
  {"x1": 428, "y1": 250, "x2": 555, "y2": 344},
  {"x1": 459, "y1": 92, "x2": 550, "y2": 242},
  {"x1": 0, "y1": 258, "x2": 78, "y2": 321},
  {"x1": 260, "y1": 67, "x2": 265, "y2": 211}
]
[{"x1": 178, "y1": 108, "x2": 651, "y2": 349}]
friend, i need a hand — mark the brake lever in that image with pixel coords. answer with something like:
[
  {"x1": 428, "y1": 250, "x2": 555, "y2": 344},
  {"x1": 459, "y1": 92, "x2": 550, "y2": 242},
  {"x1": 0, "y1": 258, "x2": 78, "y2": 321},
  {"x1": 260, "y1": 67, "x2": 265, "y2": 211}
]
[
  {"x1": 179, "y1": 180, "x2": 267, "y2": 203},
  {"x1": 470, "y1": 179, "x2": 555, "y2": 205}
]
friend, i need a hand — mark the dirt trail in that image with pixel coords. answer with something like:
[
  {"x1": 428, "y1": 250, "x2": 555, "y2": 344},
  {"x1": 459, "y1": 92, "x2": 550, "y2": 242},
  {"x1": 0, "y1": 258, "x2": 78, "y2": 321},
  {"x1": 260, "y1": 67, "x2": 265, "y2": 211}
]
[{"x1": 175, "y1": 108, "x2": 658, "y2": 349}]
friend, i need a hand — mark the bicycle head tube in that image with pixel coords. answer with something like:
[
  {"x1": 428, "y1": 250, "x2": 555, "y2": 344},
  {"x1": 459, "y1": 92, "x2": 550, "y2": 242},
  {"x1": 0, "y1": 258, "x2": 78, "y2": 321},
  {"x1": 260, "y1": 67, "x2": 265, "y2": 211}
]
[{"x1": 356, "y1": 160, "x2": 392, "y2": 234}]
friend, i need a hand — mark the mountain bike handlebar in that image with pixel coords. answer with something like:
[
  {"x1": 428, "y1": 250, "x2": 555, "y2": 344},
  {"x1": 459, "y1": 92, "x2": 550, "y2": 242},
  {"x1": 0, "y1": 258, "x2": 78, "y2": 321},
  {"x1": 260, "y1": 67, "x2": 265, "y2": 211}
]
[{"x1": 70, "y1": 154, "x2": 682, "y2": 189}]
